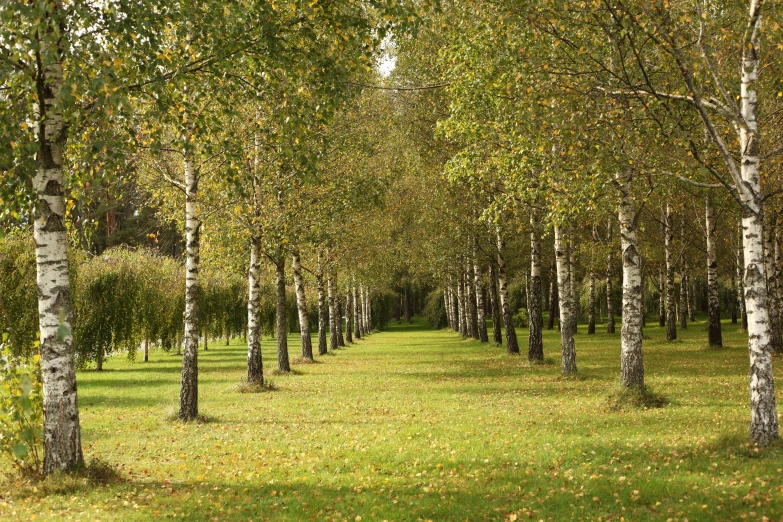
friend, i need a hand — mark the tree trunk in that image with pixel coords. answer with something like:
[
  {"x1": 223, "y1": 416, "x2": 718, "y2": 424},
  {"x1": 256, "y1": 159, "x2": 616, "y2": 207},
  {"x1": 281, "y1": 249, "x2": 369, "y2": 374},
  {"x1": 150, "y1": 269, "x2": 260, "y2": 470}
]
[
  {"x1": 497, "y1": 229, "x2": 519, "y2": 354},
  {"x1": 33, "y1": 35, "x2": 84, "y2": 473},
  {"x1": 548, "y1": 261, "x2": 559, "y2": 331},
  {"x1": 473, "y1": 243, "x2": 489, "y2": 343},
  {"x1": 705, "y1": 196, "x2": 723, "y2": 347},
  {"x1": 679, "y1": 220, "x2": 688, "y2": 330},
  {"x1": 680, "y1": 262, "x2": 689, "y2": 330},
  {"x1": 588, "y1": 270, "x2": 596, "y2": 334},
  {"x1": 658, "y1": 268, "x2": 666, "y2": 328},
  {"x1": 96, "y1": 345, "x2": 103, "y2": 371},
  {"x1": 275, "y1": 256, "x2": 290, "y2": 372},
  {"x1": 588, "y1": 224, "x2": 597, "y2": 336},
  {"x1": 345, "y1": 286, "x2": 353, "y2": 343},
  {"x1": 528, "y1": 212, "x2": 544, "y2": 360},
  {"x1": 203, "y1": 328, "x2": 208, "y2": 351},
  {"x1": 247, "y1": 237, "x2": 263, "y2": 384},
  {"x1": 144, "y1": 332, "x2": 150, "y2": 362},
  {"x1": 365, "y1": 286, "x2": 372, "y2": 331},
  {"x1": 353, "y1": 286, "x2": 361, "y2": 340},
  {"x1": 457, "y1": 272, "x2": 467, "y2": 337},
  {"x1": 489, "y1": 265, "x2": 503, "y2": 344},
  {"x1": 328, "y1": 270, "x2": 338, "y2": 350},
  {"x1": 465, "y1": 257, "x2": 479, "y2": 340},
  {"x1": 359, "y1": 284, "x2": 367, "y2": 335},
  {"x1": 554, "y1": 226, "x2": 576, "y2": 375},
  {"x1": 606, "y1": 217, "x2": 616, "y2": 334},
  {"x1": 179, "y1": 154, "x2": 200, "y2": 421},
  {"x1": 739, "y1": 4, "x2": 779, "y2": 444},
  {"x1": 292, "y1": 251, "x2": 313, "y2": 361},
  {"x1": 337, "y1": 296, "x2": 346, "y2": 347},
  {"x1": 617, "y1": 171, "x2": 644, "y2": 389},
  {"x1": 664, "y1": 205, "x2": 677, "y2": 340},
  {"x1": 444, "y1": 280, "x2": 452, "y2": 330},
  {"x1": 316, "y1": 254, "x2": 328, "y2": 355}
]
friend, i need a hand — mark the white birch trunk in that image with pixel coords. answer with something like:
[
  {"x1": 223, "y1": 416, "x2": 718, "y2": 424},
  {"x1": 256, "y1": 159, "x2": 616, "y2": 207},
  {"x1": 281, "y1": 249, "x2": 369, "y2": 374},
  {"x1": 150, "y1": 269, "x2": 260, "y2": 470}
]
[
  {"x1": 365, "y1": 286, "x2": 372, "y2": 332},
  {"x1": 733, "y1": 1, "x2": 779, "y2": 445},
  {"x1": 247, "y1": 237, "x2": 263, "y2": 383},
  {"x1": 665, "y1": 204, "x2": 677, "y2": 341},
  {"x1": 345, "y1": 286, "x2": 353, "y2": 343},
  {"x1": 496, "y1": 229, "x2": 519, "y2": 354},
  {"x1": 456, "y1": 273, "x2": 466, "y2": 337},
  {"x1": 353, "y1": 285, "x2": 361, "y2": 340},
  {"x1": 328, "y1": 270, "x2": 338, "y2": 350},
  {"x1": 617, "y1": 171, "x2": 644, "y2": 388},
  {"x1": 292, "y1": 251, "x2": 313, "y2": 360},
  {"x1": 705, "y1": 197, "x2": 723, "y2": 347},
  {"x1": 179, "y1": 154, "x2": 200, "y2": 420},
  {"x1": 33, "y1": 39, "x2": 84, "y2": 472},
  {"x1": 554, "y1": 226, "x2": 576, "y2": 375},
  {"x1": 316, "y1": 253, "x2": 328, "y2": 354},
  {"x1": 528, "y1": 212, "x2": 544, "y2": 359}
]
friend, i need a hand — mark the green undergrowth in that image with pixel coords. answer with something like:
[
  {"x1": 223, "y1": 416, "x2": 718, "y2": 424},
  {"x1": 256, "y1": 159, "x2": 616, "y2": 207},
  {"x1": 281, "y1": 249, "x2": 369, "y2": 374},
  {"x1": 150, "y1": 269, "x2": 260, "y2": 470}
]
[{"x1": 1, "y1": 317, "x2": 782, "y2": 521}]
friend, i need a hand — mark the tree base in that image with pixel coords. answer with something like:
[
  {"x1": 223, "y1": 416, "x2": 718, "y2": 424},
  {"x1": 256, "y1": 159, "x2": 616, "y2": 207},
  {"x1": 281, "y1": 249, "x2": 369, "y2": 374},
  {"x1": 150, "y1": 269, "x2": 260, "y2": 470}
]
[
  {"x1": 607, "y1": 386, "x2": 668, "y2": 411},
  {"x1": 237, "y1": 380, "x2": 277, "y2": 393}
]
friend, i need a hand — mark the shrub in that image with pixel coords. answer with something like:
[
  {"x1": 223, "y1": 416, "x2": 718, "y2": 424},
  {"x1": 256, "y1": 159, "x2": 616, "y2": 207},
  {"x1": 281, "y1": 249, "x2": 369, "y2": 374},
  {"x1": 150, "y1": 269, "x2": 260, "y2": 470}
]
[
  {"x1": 513, "y1": 308, "x2": 529, "y2": 328},
  {"x1": 0, "y1": 341, "x2": 43, "y2": 474},
  {"x1": 0, "y1": 232, "x2": 39, "y2": 357}
]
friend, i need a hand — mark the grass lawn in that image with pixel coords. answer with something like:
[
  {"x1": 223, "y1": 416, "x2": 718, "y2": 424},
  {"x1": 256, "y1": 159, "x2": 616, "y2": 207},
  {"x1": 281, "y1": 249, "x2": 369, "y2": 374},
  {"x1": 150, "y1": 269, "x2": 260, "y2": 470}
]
[{"x1": 2, "y1": 316, "x2": 783, "y2": 521}]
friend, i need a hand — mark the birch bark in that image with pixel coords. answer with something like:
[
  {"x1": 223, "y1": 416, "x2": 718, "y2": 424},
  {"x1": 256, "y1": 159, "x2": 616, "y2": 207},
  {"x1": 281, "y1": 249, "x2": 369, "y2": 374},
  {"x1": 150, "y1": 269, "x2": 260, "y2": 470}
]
[
  {"x1": 328, "y1": 270, "x2": 338, "y2": 350},
  {"x1": 292, "y1": 251, "x2": 313, "y2": 360},
  {"x1": 617, "y1": 171, "x2": 644, "y2": 389},
  {"x1": 345, "y1": 286, "x2": 353, "y2": 343},
  {"x1": 179, "y1": 154, "x2": 200, "y2": 420},
  {"x1": 353, "y1": 286, "x2": 361, "y2": 339},
  {"x1": 316, "y1": 254, "x2": 328, "y2": 355},
  {"x1": 496, "y1": 229, "x2": 519, "y2": 354},
  {"x1": 337, "y1": 295, "x2": 345, "y2": 347},
  {"x1": 457, "y1": 273, "x2": 467, "y2": 337},
  {"x1": 365, "y1": 287, "x2": 372, "y2": 331},
  {"x1": 33, "y1": 33, "x2": 84, "y2": 472},
  {"x1": 528, "y1": 212, "x2": 544, "y2": 360},
  {"x1": 246, "y1": 237, "x2": 263, "y2": 383},
  {"x1": 705, "y1": 196, "x2": 723, "y2": 347},
  {"x1": 665, "y1": 204, "x2": 677, "y2": 341},
  {"x1": 276, "y1": 255, "x2": 290, "y2": 372},
  {"x1": 473, "y1": 243, "x2": 489, "y2": 343},
  {"x1": 554, "y1": 226, "x2": 576, "y2": 375},
  {"x1": 489, "y1": 265, "x2": 503, "y2": 343}
]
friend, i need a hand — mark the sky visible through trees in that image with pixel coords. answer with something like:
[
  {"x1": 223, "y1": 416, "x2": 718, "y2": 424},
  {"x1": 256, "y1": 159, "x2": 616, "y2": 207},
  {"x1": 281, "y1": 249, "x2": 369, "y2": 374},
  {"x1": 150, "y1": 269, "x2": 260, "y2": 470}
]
[{"x1": 1, "y1": 0, "x2": 783, "y2": 519}]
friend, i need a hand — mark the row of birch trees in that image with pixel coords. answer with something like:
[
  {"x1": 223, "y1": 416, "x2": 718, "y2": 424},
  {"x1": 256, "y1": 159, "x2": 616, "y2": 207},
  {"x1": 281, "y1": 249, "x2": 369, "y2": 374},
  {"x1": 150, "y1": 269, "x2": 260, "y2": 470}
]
[{"x1": 385, "y1": 0, "x2": 783, "y2": 447}]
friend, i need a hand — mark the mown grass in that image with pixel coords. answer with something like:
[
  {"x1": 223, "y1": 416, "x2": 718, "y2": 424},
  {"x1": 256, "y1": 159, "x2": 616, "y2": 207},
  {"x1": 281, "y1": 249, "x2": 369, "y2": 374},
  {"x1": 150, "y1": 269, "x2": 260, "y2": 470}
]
[{"x1": 1, "y1": 316, "x2": 782, "y2": 521}]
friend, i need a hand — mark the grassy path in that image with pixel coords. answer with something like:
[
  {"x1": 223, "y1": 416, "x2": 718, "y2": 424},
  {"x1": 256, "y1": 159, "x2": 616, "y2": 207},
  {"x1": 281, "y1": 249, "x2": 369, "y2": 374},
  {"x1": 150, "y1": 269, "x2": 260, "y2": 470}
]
[{"x1": 2, "y1": 318, "x2": 783, "y2": 521}]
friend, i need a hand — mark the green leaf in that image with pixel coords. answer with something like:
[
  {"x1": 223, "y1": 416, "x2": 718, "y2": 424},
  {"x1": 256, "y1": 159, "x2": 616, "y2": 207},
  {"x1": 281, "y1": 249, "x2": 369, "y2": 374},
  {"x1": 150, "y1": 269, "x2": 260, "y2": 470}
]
[{"x1": 12, "y1": 442, "x2": 29, "y2": 460}]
